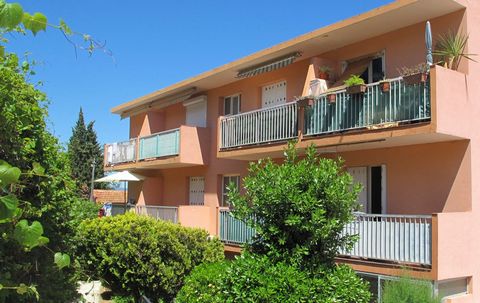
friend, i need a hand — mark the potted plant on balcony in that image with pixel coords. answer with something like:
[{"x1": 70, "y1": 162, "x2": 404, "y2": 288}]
[
  {"x1": 379, "y1": 78, "x2": 391, "y2": 93},
  {"x1": 433, "y1": 31, "x2": 476, "y2": 70},
  {"x1": 318, "y1": 66, "x2": 332, "y2": 81},
  {"x1": 398, "y1": 63, "x2": 428, "y2": 86},
  {"x1": 344, "y1": 75, "x2": 367, "y2": 94}
]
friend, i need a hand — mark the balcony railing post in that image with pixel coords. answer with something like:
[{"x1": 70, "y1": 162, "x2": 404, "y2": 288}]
[{"x1": 135, "y1": 137, "x2": 140, "y2": 161}]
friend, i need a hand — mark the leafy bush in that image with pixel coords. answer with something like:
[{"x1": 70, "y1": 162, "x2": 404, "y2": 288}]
[
  {"x1": 382, "y1": 277, "x2": 440, "y2": 303},
  {"x1": 0, "y1": 53, "x2": 89, "y2": 303},
  {"x1": 74, "y1": 213, "x2": 223, "y2": 302},
  {"x1": 177, "y1": 254, "x2": 371, "y2": 303},
  {"x1": 112, "y1": 295, "x2": 135, "y2": 303},
  {"x1": 344, "y1": 74, "x2": 365, "y2": 86},
  {"x1": 229, "y1": 143, "x2": 361, "y2": 268}
]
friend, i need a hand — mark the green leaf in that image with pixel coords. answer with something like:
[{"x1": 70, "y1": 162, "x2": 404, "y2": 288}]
[
  {"x1": 22, "y1": 12, "x2": 47, "y2": 35},
  {"x1": 0, "y1": 194, "x2": 18, "y2": 221},
  {"x1": 0, "y1": 45, "x2": 4, "y2": 58},
  {"x1": 0, "y1": 1, "x2": 24, "y2": 29},
  {"x1": 54, "y1": 252, "x2": 70, "y2": 269},
  {"x1": 59, "y1": 18, "x2": 71, "y2": 35},
  {"x1": 13, "y1": 219, "x2": 49, "y2": 250},
  {"x1": 32, "y1": 162, "x2": 45, "y2": 176},
  {"x1": 16, "y1": 283, "x2": 28, "y2": 295},
  {"x1": 0, "y1": 160, "x2": 21, "y2": 187}
]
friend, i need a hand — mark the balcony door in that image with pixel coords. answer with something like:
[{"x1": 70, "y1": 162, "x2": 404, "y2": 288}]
[
  {"x1": 189, "y1": 176, "x2": 205, "y2": 205},
  {"x1": 262, "y1": 80, "x2": 286, "y2": 108},
  {"x1": 347, "y1": 165, "x2": 386, "y2": 214}
]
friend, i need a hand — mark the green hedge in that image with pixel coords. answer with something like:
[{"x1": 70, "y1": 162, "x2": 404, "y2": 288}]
[
  {"x1": 74, "y1": 213, "x2": 223, "y2": 302},
  {"x1": 176, "y1": 254, "x2": 371, "y2": 303}
]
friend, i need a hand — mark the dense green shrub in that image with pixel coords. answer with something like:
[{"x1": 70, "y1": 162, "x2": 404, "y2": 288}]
[
  {"x1": 229, "y1": 143, "x2": 361, "y2": 268},
  {"x1": 0, "y1": 53, "x2": 100, "y2": 302},
  {"x1": 382, "y1": 277, "x2": 440, "y2": 303},
  {"x1": 112, "y1": 295, "x2": 135, "y2": 303},
  {"x1": 74, "y1": 213, "x2": 223, "y2": 302},
  {"x1": 176, "y1": 254, "x2": 371, "y2": 303}
]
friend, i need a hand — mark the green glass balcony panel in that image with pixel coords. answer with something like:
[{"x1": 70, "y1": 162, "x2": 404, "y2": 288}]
[{"x1": 139, "y1": 129, "x2": 180, "y2": 160}]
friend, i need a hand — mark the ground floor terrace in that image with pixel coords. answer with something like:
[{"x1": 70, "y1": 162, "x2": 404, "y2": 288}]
[{"x1": 119, "y1": 139, "x2": 473, "y2": 301}]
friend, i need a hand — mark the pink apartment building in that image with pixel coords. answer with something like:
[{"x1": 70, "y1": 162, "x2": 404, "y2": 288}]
[{"x1": 104, "y1": 0, "x2": 480, "y2": 301}]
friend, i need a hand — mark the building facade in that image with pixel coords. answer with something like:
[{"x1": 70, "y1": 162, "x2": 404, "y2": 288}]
[{"x1": 104, "y1": 0, "x2": 479, "y2": 301}]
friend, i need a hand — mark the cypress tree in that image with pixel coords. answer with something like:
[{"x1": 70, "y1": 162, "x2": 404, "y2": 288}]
[
  {"x1": 68, "y1": 108, "x2": 106, "y2": 196},
  {"x1": 86, "y1": 121, "x2": 106, "y2": 188}
]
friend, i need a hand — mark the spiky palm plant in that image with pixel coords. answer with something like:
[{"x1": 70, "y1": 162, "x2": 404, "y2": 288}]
[{"x1": 433, "y1": 31, "x2": 476, "y2": 70}]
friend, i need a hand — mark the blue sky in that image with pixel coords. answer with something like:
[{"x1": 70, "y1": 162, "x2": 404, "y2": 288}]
[{"x1": 9, "y1": 0, "x2": 391, "y2": 146}]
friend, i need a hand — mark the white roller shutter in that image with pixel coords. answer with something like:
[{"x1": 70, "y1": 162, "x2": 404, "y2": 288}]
[
  {"x1": 347, "y1": 167, "x2": 368, "y2": 212},
  {"x1": 262, "y1": 80, "x2": 287, "y2": 108},
  {"x1": 184, "y1": 96, "x2": 207, "y2": 127},
  {"x1": 189, "y1": 176, "x2": 205, "y2": 205}
]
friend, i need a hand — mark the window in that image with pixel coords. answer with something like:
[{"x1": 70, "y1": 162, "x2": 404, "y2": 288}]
[
  {"x1": 346, "y1": 165, "x2": 386, "y2": 214},
  {"x1": 262, "y1": 80, "x2": 287, "y2": 108},
  {"x1": 359, "y1": 56, "x2": 384, "y2": 84},
  {"x1": 222, "y1": 175, "x2": 240, "y2": 207},
  {"x1": 184, "y1": 96, "x2": 207, "y2": 127},
  {"x1": 189, "y1": 176, "x2": 205, "y2": 205},
  {"x1": 224, "y1": 94, "x2": 241, "y2": 116},
  {"x1": 335, "y1": 52, "x2": 385, "y2": 87}
]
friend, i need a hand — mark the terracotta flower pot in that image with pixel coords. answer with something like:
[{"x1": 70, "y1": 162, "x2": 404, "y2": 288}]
[
  {"x1": 379, "y1": 81, "x2": 390, "y2": 92},
  {"x1": 346, "y1": 84, "x2": 367, "y2": 95},
  {"x1": 318, "y1": 72, "x2": 330, "y2": 81},
  {"x1": 327, "y1": 94, "x2": 336, "y2": 103}
]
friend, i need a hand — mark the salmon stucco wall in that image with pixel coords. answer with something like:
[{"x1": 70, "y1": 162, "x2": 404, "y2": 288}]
[{"x1": 338, "y1": 140, "x2": 471, "y2": 214}]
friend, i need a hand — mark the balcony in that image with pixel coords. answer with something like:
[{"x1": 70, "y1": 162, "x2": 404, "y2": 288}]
[
  {"x1": 104, "y1": 125, "x2": 209, "y2": 170},
  {"x1": 303, "y1": 77, "x2": 430, "y2": 137},
  {"x1": 109, "y1": 204, "x2": 178, "y2": 223},
  {"x1": 219, "y1": 66, "x2": 473, "y2": 161},
  {"x1": 218, "y1": 208, "x2": 257, "y2": 246},
  {"x1": 338, "y1": 213, "x2": 432, "y2": 266},
  {"x1": 218, "y1": 76, "x2": 435, "y2": 160},
  {"x1": 220, "y1": 101, "x2": 298, "y2": 149},
  {"x1": 218, "y1": 210, "x2": 432, "y2": 267},
  {"x1": 217, "y1": 209, "x2": 475, "y2": 280}
]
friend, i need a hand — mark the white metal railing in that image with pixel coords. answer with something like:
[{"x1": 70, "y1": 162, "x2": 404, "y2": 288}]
[
  {"x1": 106, "y1": 139, "x2": 136, "y2": 165},
  {"x1": 339, "y1": 213, "x2": 432, "y2": 266},
  {"x1": 220, "y1": 102, "x2": 298, "y2": 149},
  {"x1": 135, "y1": 205, "x2": 178, "y2": 223}
]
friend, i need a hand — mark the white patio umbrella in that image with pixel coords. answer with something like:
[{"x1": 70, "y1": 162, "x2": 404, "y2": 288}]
[
  {"x1": 95, "y1": 171, "x2": 145, "y2": 209},
  {"x1": 426, "y1": 21, "x2": 433, "y2": 69}
]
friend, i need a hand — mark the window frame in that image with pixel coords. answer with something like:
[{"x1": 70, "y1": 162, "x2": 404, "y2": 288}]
[
  {"x1": 223, "y1": 93, "x2": 241, "y2": 116},
  {"x1": 221, "y1": 174, "x2": 240, "y2": 207}
]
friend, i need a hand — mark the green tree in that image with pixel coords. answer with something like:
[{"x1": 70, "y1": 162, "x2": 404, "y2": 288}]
[
  {"x1": 178, "y1": 143, "x2": 371, "y2": 302},
  {"x1": 0, "y1": 2, "x2": 107, "y2": 302},
  {"x1": 0, "y1": 53, "x2": 85, "y2": 302},
  {"x1": 230, "y1": 142, "x2": 361, "y2": 269},
  {"x1": 68, "y1": 108, "x2": 106, "y2": 196}
]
